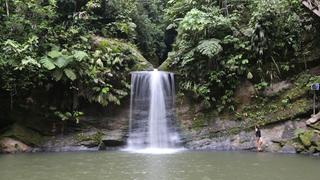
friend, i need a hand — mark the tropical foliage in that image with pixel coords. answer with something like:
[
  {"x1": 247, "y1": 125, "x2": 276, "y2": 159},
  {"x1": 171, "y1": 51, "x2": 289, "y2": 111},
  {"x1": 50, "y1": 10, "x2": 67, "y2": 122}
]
[
  {"x1": 165, "y1": 0, "x2": 320, "y2": 111},
  {"x1": 0, "y1": 0, "x2": 320, "y2": 126},
  {"x1": 0, "y1": 0, "x2": 157, "y2": 124}
]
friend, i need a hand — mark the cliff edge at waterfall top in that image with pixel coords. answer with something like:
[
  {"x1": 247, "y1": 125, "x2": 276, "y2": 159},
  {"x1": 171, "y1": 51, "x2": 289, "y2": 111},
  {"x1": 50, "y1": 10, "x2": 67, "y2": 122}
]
[{"x1": 124, "y1": 69, "x2": 184, "y2": 154}]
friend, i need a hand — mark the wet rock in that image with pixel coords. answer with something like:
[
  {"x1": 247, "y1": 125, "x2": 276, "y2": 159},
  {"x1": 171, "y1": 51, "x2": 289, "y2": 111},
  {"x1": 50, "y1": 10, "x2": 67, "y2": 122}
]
[
  {"x1": 41, "y1": 132, "x2": 100, "y2": 152},
  {"x1": 308, "y1": 146, "x2": 317, "y2": 154},
  {"x1": 263, "y1": 81, "x2": 292, "y2": 97},
  {"x1": 311, "y1": 132, "x2": 320, "y2": 146},
  {"x1": 43, "y1": 145, "x2": 98, "y2": 152},
  {"x1": 80, "y1": 140, "x2": 99, "y2": 148},
  {"x1": 291, "y1": 142, "x2": 305, "y2": 153},
  {"x1": 0, "y1": 137, "x2": 32, "y2": 153},
  {"x1": 313, "y1": 152, "x2": 320, "y2": 156},
  {"x1": 279, "y1": 144, "x2": 296, "y2": 154},
  {"x1": 184, "y1": 118, "x2": 307, "y2": 154},
  {"x1": 268, "y1": 142, "x2": 282, "y2": 152},
  {"x1": 101, "y1": 130, "x2": 126, "y2": 147},
  {"x1": 185, "y1": 131, "x2": 256, "y2": 151}
]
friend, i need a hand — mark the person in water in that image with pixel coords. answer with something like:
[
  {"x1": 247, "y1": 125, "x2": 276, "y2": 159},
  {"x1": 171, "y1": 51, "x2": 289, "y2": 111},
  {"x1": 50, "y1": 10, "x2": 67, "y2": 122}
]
[{"x1": 255, "y1": 125, "x2": 262, "y2": 151}]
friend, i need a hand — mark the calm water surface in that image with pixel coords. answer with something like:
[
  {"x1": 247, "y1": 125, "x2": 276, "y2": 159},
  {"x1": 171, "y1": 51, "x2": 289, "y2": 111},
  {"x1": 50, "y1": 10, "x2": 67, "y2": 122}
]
[{"x1": 0, "y1": 151, "x2": 319, "y2": 180}]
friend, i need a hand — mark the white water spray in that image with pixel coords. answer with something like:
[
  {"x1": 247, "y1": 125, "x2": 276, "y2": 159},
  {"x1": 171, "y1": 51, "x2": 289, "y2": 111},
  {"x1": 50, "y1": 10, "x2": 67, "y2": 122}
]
[{"x1": 126, "y1": 69, "x2": 181, "y2": 154}]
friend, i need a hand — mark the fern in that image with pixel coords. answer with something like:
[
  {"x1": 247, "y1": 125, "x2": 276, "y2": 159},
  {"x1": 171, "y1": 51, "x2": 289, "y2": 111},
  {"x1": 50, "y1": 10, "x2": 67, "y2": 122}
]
[{"x1": 196, "y1": 38, "x2": 222, "y2": 58}]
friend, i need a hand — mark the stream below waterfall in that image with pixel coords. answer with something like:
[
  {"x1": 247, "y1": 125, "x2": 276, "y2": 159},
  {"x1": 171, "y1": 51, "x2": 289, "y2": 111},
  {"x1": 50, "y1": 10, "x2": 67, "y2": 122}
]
[{"x1": 0, "y1": 151, "x2": 319, "y2": 180}]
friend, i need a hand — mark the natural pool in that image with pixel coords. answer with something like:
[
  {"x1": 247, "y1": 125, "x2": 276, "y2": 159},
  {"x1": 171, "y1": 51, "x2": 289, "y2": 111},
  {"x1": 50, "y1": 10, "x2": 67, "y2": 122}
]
[{"x1": 0, "y1": 151, "x2": 319, "y2": 180}]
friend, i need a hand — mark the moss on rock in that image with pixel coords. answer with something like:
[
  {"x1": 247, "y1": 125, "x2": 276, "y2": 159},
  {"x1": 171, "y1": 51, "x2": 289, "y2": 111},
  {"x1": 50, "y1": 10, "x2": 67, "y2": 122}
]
[
  {"x1": 234, "y1": 72, "x2": 314, "y2": 128},
  {"x1": 94, "y1": 37, "x2": 153, "y2": 71},
  {"x1": 0, "y1": 123, "x2": 44, "y2": 146},
  {"x1": 298, "y1": 130, "x2": 314, "y2": 147},
  {"x1": 158, "y1": 56, "x2": 174, "y2": 71},
  {"x1": 75, "y1": 131, "x2": 103, "y2": 146}
]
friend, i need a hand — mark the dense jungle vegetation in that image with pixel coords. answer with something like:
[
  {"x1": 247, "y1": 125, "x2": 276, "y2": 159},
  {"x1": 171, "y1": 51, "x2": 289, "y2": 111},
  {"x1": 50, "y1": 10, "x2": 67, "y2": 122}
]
[{"x1": 0, "y1": 0, "x2": 320, "y2": 128}]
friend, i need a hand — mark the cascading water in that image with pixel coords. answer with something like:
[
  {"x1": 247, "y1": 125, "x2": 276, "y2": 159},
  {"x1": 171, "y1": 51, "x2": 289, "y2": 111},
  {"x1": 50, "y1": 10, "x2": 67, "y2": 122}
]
[{"x1": 126, "y1": 69, "x2": 181, "y2": 154}]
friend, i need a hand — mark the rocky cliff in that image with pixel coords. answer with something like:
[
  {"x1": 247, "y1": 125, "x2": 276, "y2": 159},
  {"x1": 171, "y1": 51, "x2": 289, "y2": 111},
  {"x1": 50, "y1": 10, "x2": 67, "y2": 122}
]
[{"x1": 176, "y1": 70, "x2": 320, "y2": 156}]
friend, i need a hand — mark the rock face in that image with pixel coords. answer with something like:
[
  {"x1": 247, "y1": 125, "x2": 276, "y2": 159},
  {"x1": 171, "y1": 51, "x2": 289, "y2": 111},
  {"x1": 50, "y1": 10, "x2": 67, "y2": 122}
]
[
  {"x1": 184, "y1": 119, "x2": 306, "y2": 152},
  {"x1": 0, "y1": 137, "x2": 32, "y2": 153},
  {"x1": 234, "y1": 80, "x2": 255, "y2": 110},
  {"x1": 174, "y1": 72, "x2": 320, "y2": 155},
  {"x1": 41, "y1": 128, "x2": 127, "y2": 152},
  {"x1": 263, "y1": 81, "x2": 292, "y2": 97},
  {"x1": 101, "y1": 130, "x2": 126, "y2": 148},
  {"x1": 39, "y1": 103, "x2": 130, "y2": 152}
]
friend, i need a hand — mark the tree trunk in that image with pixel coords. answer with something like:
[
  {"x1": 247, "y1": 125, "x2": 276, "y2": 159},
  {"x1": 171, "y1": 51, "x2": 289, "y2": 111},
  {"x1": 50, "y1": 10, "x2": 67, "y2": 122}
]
[{"x1": 5, "y1": 0, "x2": 9, "y2": 16}]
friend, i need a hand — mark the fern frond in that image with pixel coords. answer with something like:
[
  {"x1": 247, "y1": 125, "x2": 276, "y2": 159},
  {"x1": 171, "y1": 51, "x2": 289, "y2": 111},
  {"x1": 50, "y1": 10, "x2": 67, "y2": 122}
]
[{"x1": 196, "y1": 38, "x2": 222, "y2": 58}]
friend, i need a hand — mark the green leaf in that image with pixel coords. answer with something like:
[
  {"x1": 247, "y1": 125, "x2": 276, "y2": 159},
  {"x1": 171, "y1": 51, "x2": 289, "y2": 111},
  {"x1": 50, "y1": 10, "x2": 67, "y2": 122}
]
[
  {"x1": 21, "y1": 56, "x2": 41, "y2": 67},
  {"x1": 54, "y1": 56, "x2": 69, "y2": 68},
  {"x1": 64, "y1": 68, "x2": 77, "y2": 81},
  {"x1": 48, "y1": 50, "x2": 62, "y2": 58},
  {"x1": 73, "y1": 50, "x2": 88, "y2": 61},
  {"x1": 247, "y1": 72, "x2": 253, "y2": 79},
  {"x1": 40, "y1": 57, "x2": 55, "y2": 70},
  {"x1": 101, "y1": 87, "x2": 109, "y2": 94},
  {"x1": 96, "y1": 59, "x2": 104, "y2": 67},
  {"x1": 166, "y1": 23, "x2": 177, "y2": 30},
  {"x1": 196, "y1": 39, "x2": 222, "y2": 58},
  {"x1": 242, "y1": 59, "x2": 249, "y2": 65}
]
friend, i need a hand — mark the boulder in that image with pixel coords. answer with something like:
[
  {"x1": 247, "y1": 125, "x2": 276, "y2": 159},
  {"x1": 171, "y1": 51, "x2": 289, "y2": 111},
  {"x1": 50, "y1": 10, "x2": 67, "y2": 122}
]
[
  {"x1": 1, "y1": 123, "x2": 44, "y2": 146},
  {"x1": 279, "y1": 144, "x2": 296, "y2": 154},
  {"x1": 268, "y1": 142, "x2": 282, "y2": 152},
  {"x1": 0, "y1": 137, "x2": 32, "y2": 153},
  {"x1": 101, "y1": 130, "x2": 126, "y2": 147}
]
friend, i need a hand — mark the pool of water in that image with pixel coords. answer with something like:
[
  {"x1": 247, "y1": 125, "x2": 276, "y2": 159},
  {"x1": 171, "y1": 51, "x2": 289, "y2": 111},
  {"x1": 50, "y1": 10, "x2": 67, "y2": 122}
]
[{"x1": 0, "y1": 151, "x2": 319, "y2": 180}]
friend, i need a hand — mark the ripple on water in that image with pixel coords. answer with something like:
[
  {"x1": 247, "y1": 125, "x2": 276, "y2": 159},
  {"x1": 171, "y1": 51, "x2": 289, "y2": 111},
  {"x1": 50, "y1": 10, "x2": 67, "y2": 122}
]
[{"x1": 122, "y1": 148, "x2": 185, "y2": 154}]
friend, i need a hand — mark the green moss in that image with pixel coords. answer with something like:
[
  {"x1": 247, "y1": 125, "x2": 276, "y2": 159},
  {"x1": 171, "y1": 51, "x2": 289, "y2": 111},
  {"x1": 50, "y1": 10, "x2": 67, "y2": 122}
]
[
  {"x1": 75, "y1": 131, "x2": 103, "y2": 145},
  {"x1": 158, "y1": 57, "x2": 175, "y2": 71},
  {"x1": 298, "y1": 130, "x2": 314, "y2": 147},
  {"x1": 192, "y1": 117, "x2": 206, "y2": 130},
  {"x1": 97, "y1": 38, "x2": 153, "y2": 71},
  {"x1": 0, "y1": 123, "x2": 44, "y2": 146},
  {"x1": 191, "y1": 110, "x2": 219, "y2": 130},
  {"x1": 234, "y1": 72, "x2": 314, "y2": 128}
]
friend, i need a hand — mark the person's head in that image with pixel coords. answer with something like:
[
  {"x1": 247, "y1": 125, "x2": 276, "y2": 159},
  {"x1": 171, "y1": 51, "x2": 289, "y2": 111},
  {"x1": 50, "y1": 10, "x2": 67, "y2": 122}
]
[{"x1": 255, "y1": 124, "x2": 259, "y2": 130}]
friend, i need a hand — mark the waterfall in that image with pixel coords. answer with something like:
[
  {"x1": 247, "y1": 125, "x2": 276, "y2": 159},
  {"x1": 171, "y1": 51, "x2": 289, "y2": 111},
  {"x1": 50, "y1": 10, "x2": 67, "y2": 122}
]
[{"x1": 126, "y1": 69, "x2": 180, "y2": 153}]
